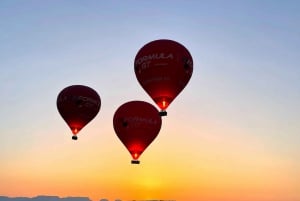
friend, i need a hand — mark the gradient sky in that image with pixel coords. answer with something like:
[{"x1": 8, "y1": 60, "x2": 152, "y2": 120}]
[{"x1": 0, "y1": 1, "x2": 299, "y2": 201}]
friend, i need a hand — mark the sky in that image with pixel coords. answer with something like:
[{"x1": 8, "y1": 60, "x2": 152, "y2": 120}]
[{"x1": 0, "y1": 0, "x2": 299, "y2": 201}]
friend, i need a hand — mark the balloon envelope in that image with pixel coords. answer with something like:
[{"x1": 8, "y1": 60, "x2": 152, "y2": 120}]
[
  {"x1": 113, "y1": 101, "x2": 162, "y2": 163},
  {"x1": 134, "y1": 39, "x2": 193, "y2": 114},
  {"x1": 57, "y1": 85, "x2": 101, "y2": 139}
]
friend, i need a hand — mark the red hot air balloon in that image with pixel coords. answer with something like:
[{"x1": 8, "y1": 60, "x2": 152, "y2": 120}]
[
  {"x1": 113, "y1": 101, "x2": 162, "y2": 164},
  {"x1": 57, "y1": 85, "x2": 101, "y2": 140},
  {"x1": 134, "y1": 39, "x2": 193, "y2": 116}
]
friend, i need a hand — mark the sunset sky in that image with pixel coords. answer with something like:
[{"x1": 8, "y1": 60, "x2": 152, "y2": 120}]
[{"x1": 0, "y1": 1, "x2": 299, "y2": 201}]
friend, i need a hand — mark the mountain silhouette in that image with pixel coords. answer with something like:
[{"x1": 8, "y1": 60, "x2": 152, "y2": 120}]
[{"x1": 0, "y1": 196, "x2": 91, "y2": 201}]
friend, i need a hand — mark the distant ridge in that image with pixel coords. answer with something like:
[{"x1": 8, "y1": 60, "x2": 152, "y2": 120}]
[
  {"x1": 0, "y1": 196, "x2": 91, "y2": 201},
  {"x1": 0, "y1": 196, "x2": 174, "y2": 201}
]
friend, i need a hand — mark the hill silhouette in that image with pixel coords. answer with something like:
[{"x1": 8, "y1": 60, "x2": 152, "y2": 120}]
[
  {"x1": 0, "y1": 196, "x2": 175, "y2": 201},
  {"x1": 0, "y1": 196, "x2": 91, "y2": 201}
]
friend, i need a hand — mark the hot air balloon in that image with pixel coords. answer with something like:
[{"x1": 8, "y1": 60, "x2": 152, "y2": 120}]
[
  {"x1": 57, "y1": 85, "x2": 101, "y2": 140},
  {"x1": 113, "y1": 101, "x2": 162, "y2": 164},
  {"x1": 134, "y1": 39, "x2": 193, "y2": 116}
]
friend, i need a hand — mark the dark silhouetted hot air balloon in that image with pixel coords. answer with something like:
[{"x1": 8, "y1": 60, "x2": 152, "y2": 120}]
[
  {"x1": 113, "y1": 101, "x2": 162, "y2": 164},
  {"x1": 134, "y1": 39, "x2": 193, "y2": 116},
  {"x1": 57, "y1": 85, "x2": 101, "y2": 140}
]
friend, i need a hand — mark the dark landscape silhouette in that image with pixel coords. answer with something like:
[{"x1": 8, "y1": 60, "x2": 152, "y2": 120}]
[
  {"x1": 0, "y1": 196, "x2": 175, "y2": 201},
  {"x1": 0, "y1": 196, "x2": 91, "y2": 201}
]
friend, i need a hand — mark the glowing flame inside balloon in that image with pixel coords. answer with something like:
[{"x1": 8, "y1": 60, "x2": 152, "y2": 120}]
[
  {"x1": 72, "y1": 128, "x2": 78, "y2": 134},
  {"x1": 133, "y1": 153, "x2": 139, "y2": 160},
  {"x1": 153, "y1": 97, "x2": 172, "y2": 111},
  {"x1": 162, "y1": 100, "x2": 166, "y2": 108}
]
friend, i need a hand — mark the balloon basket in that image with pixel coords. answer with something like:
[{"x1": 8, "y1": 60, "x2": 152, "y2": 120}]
[
  {"x1": 159, "y1": 110, "x2": 167, "y2": 116},
  {"x1": 131, "y1": 160, "x2": 140, "y2": 164},
  {"x1": 72, "y1": 135, "x2": 78, "y2": 140}
]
